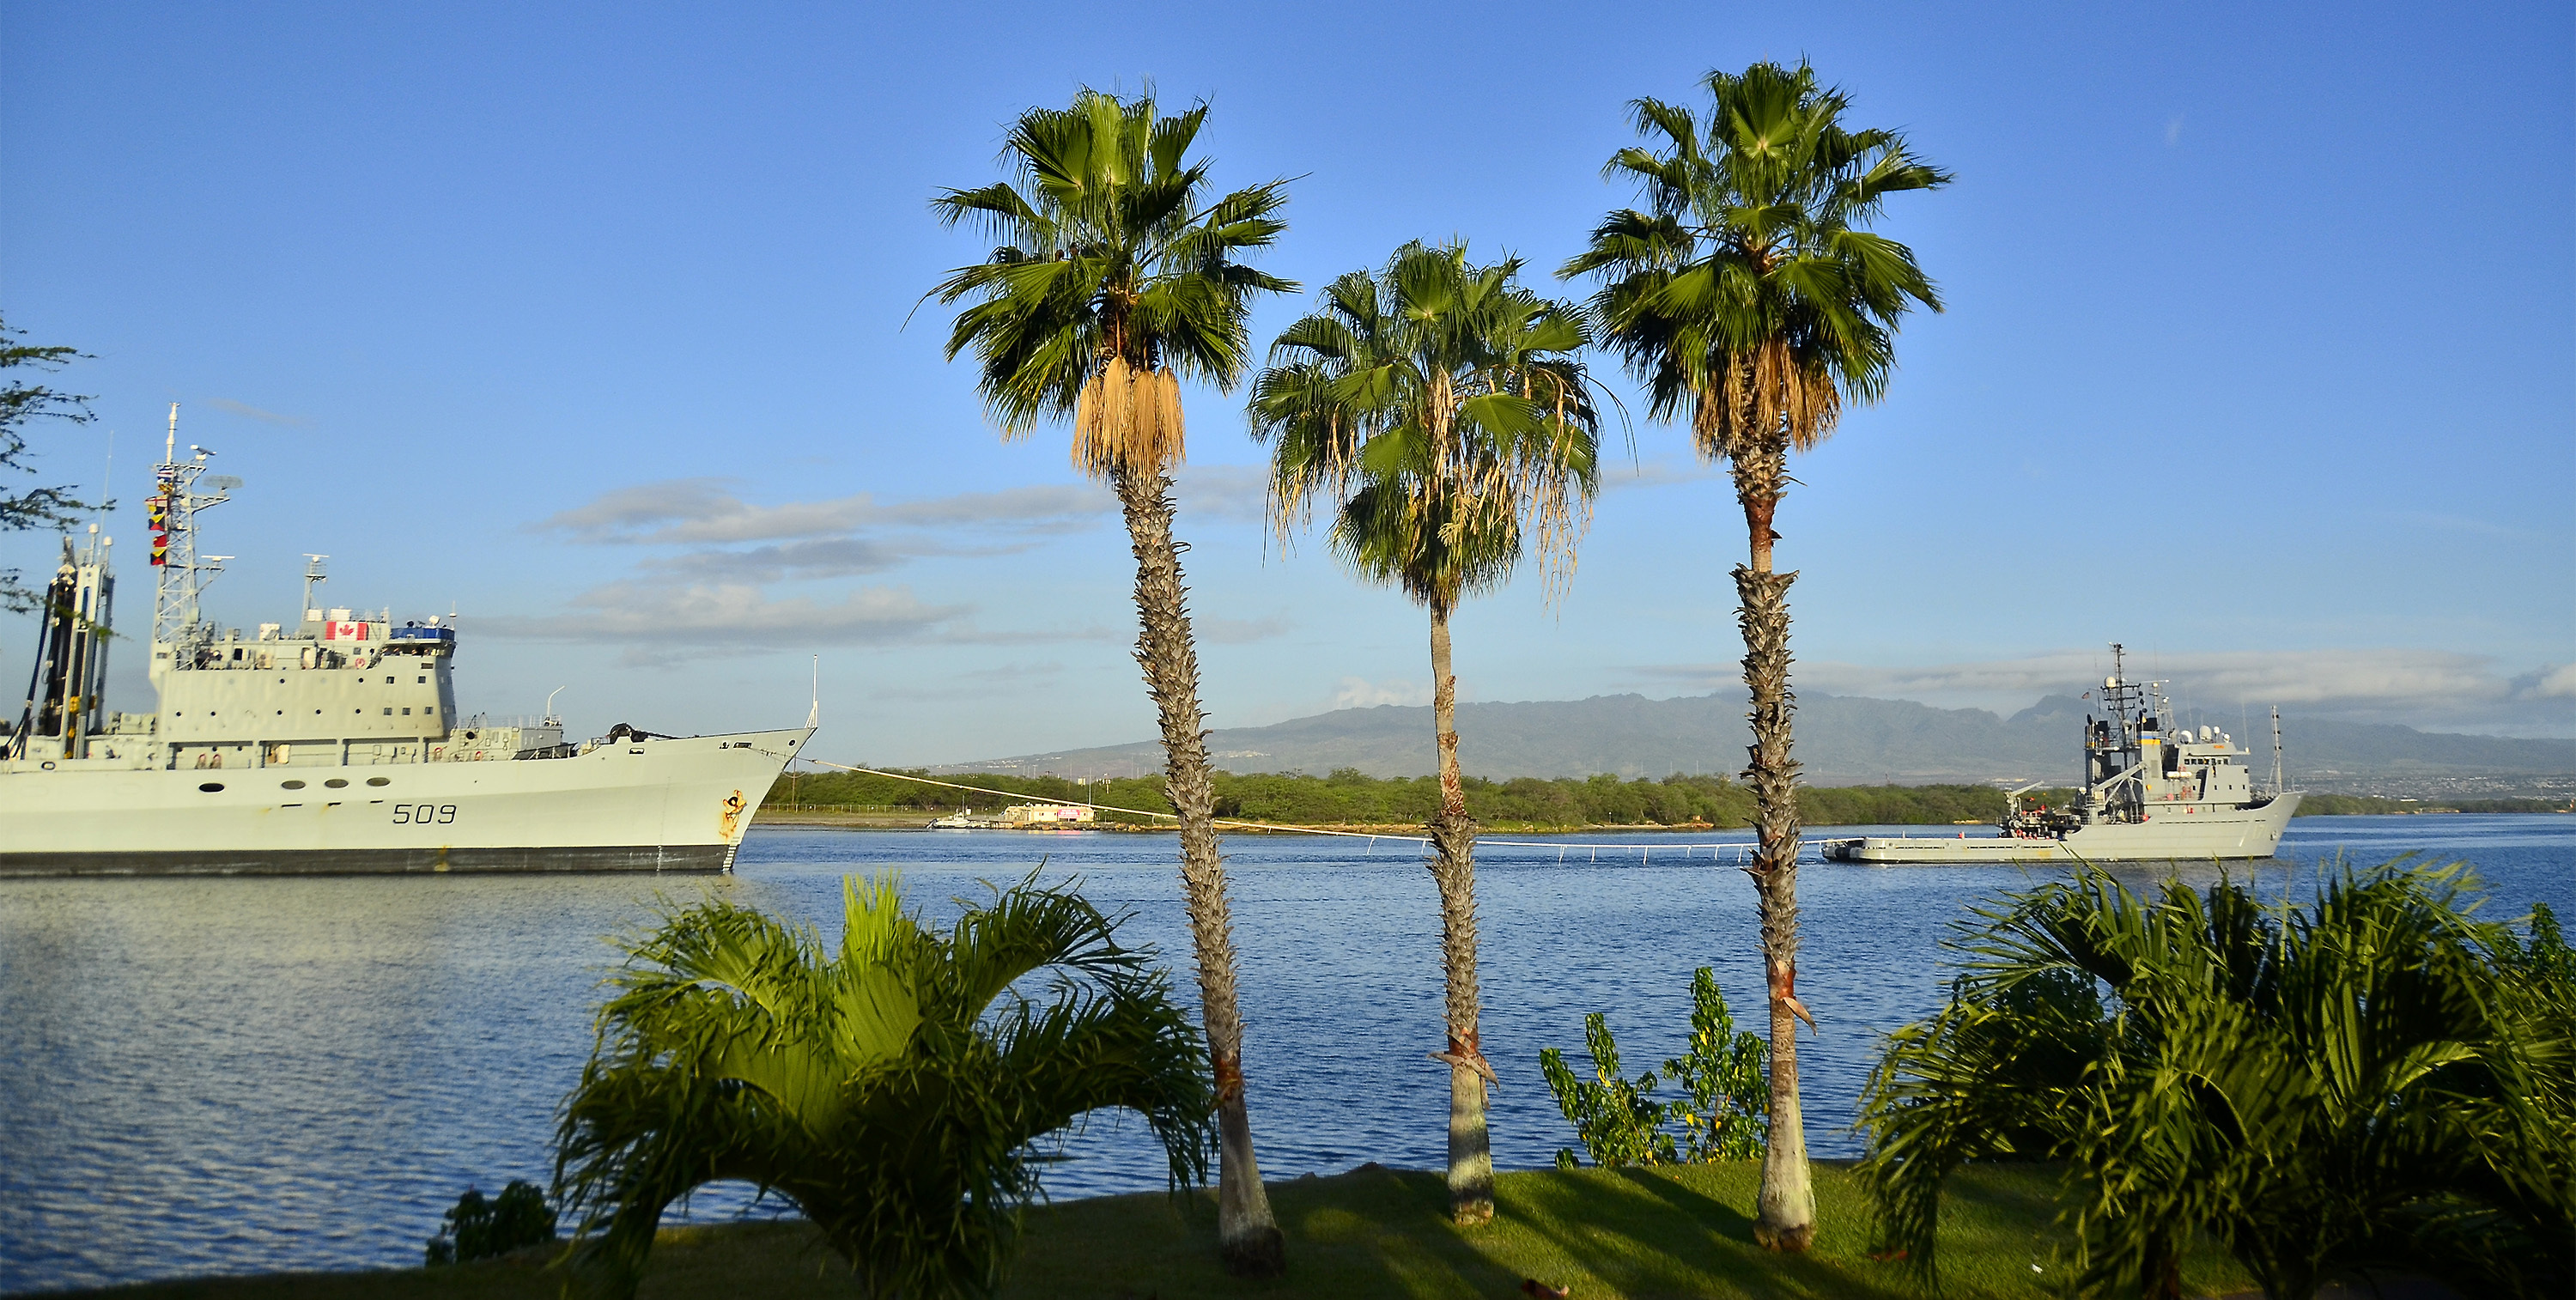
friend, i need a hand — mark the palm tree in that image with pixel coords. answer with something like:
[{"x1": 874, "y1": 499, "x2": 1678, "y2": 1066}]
[
  {"x1": 927, "y1": 88, "x2": 1295, "y2": 1274},
  {"x1": 1858, "y1": 861, "x2": 2575, "y2": 1300},
  {"x1": 1559, "y1": 61, "x2": 1950, "y2": 1251},
  {"x1": 553, "y1": 873, "x2": 1212, "y2": 1299},
  {"x1": 1251, "y1": 241, "x2": 1600, "y2": 1224}
]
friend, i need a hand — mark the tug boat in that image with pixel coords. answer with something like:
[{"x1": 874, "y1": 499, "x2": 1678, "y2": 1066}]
[{"x1": 1822, "y1": 645, "x2": 2300, "y2": 863}]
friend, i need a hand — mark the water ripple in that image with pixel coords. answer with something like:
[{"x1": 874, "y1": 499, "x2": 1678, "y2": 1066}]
[{"x1": 2, "y1": 817, "x2": 2566, "y2": 1292}]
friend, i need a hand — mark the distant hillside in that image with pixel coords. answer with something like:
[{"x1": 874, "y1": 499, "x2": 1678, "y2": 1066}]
[{"x1": 940, "y1": 691, "x2": 2576, "y2": 795}]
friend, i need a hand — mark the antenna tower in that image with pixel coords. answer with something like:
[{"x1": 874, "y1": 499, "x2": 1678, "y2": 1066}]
[{"x1": 146, "y1": 404, "x2": 236, "y2": 674}]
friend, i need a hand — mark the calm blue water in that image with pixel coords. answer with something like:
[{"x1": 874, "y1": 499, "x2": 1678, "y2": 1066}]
[{"x1": 3, "y1": 815, "x2": 2568, "y2": 1293}]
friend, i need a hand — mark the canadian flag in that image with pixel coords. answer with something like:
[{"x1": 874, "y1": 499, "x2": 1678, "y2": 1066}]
[{"x1": 325, "y1": 621, "x2": 370, "y2": 642}]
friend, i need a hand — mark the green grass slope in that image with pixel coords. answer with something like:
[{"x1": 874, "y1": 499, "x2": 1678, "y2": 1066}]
[{"x1": 66, "y1": 1163, "x2": 2252, "y2": 1300}]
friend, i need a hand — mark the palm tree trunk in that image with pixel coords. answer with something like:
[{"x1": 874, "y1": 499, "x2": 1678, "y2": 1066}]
[
  {"x1": 1733, "y1": 440, "x2": 1814, "y2": 1253},
  {"x1": 1426, "y1": 597, "x2": 1495, "y2": 1225},
  {"x1": 1112, "y1": 465, "x2": 1285, "y2": 1276}
]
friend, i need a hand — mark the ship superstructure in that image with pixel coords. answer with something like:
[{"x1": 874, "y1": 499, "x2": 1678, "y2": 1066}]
[
  {"x1": 1823, "y1": 644, "x2": 2300, "y2": 863},
  {"x1": 1, "y1": 409, "x2": 811, "y2": 874}
]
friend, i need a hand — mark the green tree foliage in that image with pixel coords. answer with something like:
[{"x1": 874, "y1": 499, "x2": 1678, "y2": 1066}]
[
  {"x1": 783, "y1": 766, "x2": 2031, "y2": 831},
  {"x1": 1662, "y1": 968, "x2": 1772, "y2": 1162},
  {"x1": 1541, "y1": 967, "x2": 1768, "y2": 1169},
  {"x1": 424, "y1": 1181, "x2": 556, "y2": 1266},
  {"x1": 1541, "y1": 1013, "x2": 1673, "y2": 1169},
  {"x1": 552, "y1": 874, "x2": 1211, "y2": 1300},
  {"x1": 2292, "y1": 794, "x2": 2570, "y2": 816},
  {"x1": 1859, "y1": 860, "x2": 2575, "y2": 1300},
  {"x1": 0, "y1": 314, "x2": 99, "y2": 611}
]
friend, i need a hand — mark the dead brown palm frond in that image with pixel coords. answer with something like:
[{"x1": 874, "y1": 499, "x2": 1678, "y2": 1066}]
[{"x1": 1072, "y1": 357, "x2": 1187, "y2": 479}]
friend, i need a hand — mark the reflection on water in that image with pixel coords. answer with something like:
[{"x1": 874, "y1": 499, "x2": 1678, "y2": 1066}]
[{"x1": 3, "y1": 816, "x2": 2567, "y2": 1292}]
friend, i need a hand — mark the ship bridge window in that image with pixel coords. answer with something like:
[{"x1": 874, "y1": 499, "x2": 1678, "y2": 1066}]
[
  {"x1": 281, "y1": 780, "x2": 306, "y2": 790},
  {"x1": 324, "y1": 779, "x2": 348, "y2": 788},
  {"x1": 367, "y1": 776, "x2": 390, "y2": 787}
]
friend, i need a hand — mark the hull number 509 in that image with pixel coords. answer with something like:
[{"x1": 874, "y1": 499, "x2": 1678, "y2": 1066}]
[{"x1": 393, "y1": 804, "x2": 459, "y2": 825}]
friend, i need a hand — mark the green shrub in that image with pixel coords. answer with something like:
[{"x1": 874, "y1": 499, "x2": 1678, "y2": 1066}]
[
  {"x1": 1540, "y1": 967, "x2": 1767, "y2": 1168},
  {"x1": 425, "y1": 1180, "x2": 557, "y2": 1267}
]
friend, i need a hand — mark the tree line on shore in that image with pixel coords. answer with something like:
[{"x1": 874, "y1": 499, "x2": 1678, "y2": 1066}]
[
  {"x1": 780, "y1": 768, "x2": 2571, "y2": 827},
  {"x1": 778, "y1": 766, "x2": 2038, "y2": 829}
]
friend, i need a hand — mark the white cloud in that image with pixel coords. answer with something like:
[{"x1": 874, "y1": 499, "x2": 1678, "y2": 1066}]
[
  {"x1": 476, "y1": 580, "x2": 968, "y2": 663},
  {"x1": 1600, "y1": 457, "x2": 1718, "y2": 492},
  {"x1": 1331, "y1": 677, "x2": 1431, "y2": 709},
  {"x1": 1200, "y1": 615, "x2": 1293, "y2": 644},
  {"x1": 1627, "y1": 647, "x2": 2576, "y2": 737},
  {"x1": 534, "y1": 478, "x2": 1112, "y2": 544},
  {"x1": 203, "y1": 397, "x2": 312, "y2": 428},
  {"x1": 2525, "y1": 664, "x2": 2576, "y2": 699},
  {"x1": 1171, "y1": 463, "x2": 1272, "y2": 524}
]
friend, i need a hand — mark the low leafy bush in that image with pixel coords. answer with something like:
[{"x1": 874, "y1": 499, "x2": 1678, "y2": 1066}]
[
  {"x1": 425, "y1": 1179, "x2": 556, "y2": 1266},
  {"x1": 1540, "y1": 967, "x2": 1767, "y2": 1167},
  {"x1": 1860, "y1": 860, "x2": 2575, "y2": 1300}
]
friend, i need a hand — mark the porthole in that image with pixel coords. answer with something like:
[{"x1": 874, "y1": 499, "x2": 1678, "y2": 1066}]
[
  {"x1": 282, "y1": 780, "x2": 307, "y2": 790},
  {"x1": 366, "y1": 776, "x2": 391, "y2": 787},
  {"x1": 199, "y1": 782, "x2": 225, "y2": 793},
  {"x1": 325, "y1": 778, "x2": 349, "y2": 789}
]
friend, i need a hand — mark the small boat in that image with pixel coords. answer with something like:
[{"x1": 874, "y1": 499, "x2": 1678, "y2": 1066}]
[{"x1": 1823, "y1": 644, "x2": 2300, "y2": 864}]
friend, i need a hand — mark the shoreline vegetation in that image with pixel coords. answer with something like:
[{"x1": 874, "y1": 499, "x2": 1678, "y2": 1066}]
[
  {"x1": 56, "y1": 1162, "x2": 2258, "y2": 1300},
  {"x1": 758, "y1": 768, "x2": 2570, "y2": 832}
]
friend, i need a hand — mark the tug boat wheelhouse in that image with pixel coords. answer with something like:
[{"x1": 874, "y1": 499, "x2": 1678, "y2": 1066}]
[
  {"x1": 1823, "y1": 644, "x2": 2300, "y2": 864},
  {"x1": 0, "y1": 409, "x2": 811, "y2": 875}
]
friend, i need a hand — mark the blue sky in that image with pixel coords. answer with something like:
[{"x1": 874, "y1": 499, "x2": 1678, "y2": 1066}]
[{"x1": 4, "y1": 0, "x2": 2570, "y2": 762}]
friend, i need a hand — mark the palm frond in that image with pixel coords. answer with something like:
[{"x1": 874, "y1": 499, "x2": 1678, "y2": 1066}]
[
  {"x1": 554, "y1": 873, "x2": 1213, "y2": 1300},
  {"x1": 1563, "y1": 60, "x2": 1948, "y2": 468},
  {"x1": 1858, "y1": 859, "x2": 2575, "y2": 1300},
  {"x1": 930, "y1": 89, "x2": 1296, "y2": 480},
  {"x1": 1250, "y1": 240, "x2": 1604, "y2": 609}
]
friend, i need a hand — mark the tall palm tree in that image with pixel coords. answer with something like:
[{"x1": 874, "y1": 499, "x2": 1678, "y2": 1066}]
[
  {"x1": 927, "y1": 88, "x2": 1294, "y2": 1274},
  {"x1": 1859, "y1": 861, "x2": 2575, "y2": 1300},
  {"x1": 553, "y1": 873, "x2": 1212, "y2": 1299},
  {"x1": 1251, "y1": 241, "x2": 1600, "y2": 1224},
  {"x1": 1560, "y1": 62, "x2": 1949, "y2": 1251}
]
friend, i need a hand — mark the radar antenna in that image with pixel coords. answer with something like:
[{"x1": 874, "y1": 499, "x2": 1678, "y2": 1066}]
[{"x1": 301, "y1": 555, "x2": 330, "y2": 618}]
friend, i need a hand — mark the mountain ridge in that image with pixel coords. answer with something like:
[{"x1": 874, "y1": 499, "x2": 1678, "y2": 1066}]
[{"x1": 935, "y1": 691, "x2": 2575, "y2": 796}]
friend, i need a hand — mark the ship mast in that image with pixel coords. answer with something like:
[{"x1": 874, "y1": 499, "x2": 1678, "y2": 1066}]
[{"x1": 146, "y1": 404, "x2": 235, "y2": 682}]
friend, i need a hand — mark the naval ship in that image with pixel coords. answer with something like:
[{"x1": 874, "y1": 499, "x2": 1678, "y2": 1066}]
[
  {"x1": 0, "y1": 412, "x2": 811, "y2": 875},
  {"x1": 1822, "y1": 645, "x2": 2301, "y2": 863}
]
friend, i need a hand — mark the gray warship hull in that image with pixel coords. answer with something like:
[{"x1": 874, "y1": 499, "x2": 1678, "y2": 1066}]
[
  {"x1": 1824, "y1": 791, "x2": 2300, "y2": 864},
  {"x1": 1822, "y1": 645, "x2": 2304, "y2": 865},
  {"x1": 2, "y1": 413, "x2": 813, "y2": 876},
  {"x1": 0, "y1": 725, "x2": 809, "y2": 877}
]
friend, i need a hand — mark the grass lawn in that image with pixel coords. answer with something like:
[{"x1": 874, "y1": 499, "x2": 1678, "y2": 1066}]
[{"x1": 67, "y1": 1162, "x2": 2253, "y2": 1299}]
